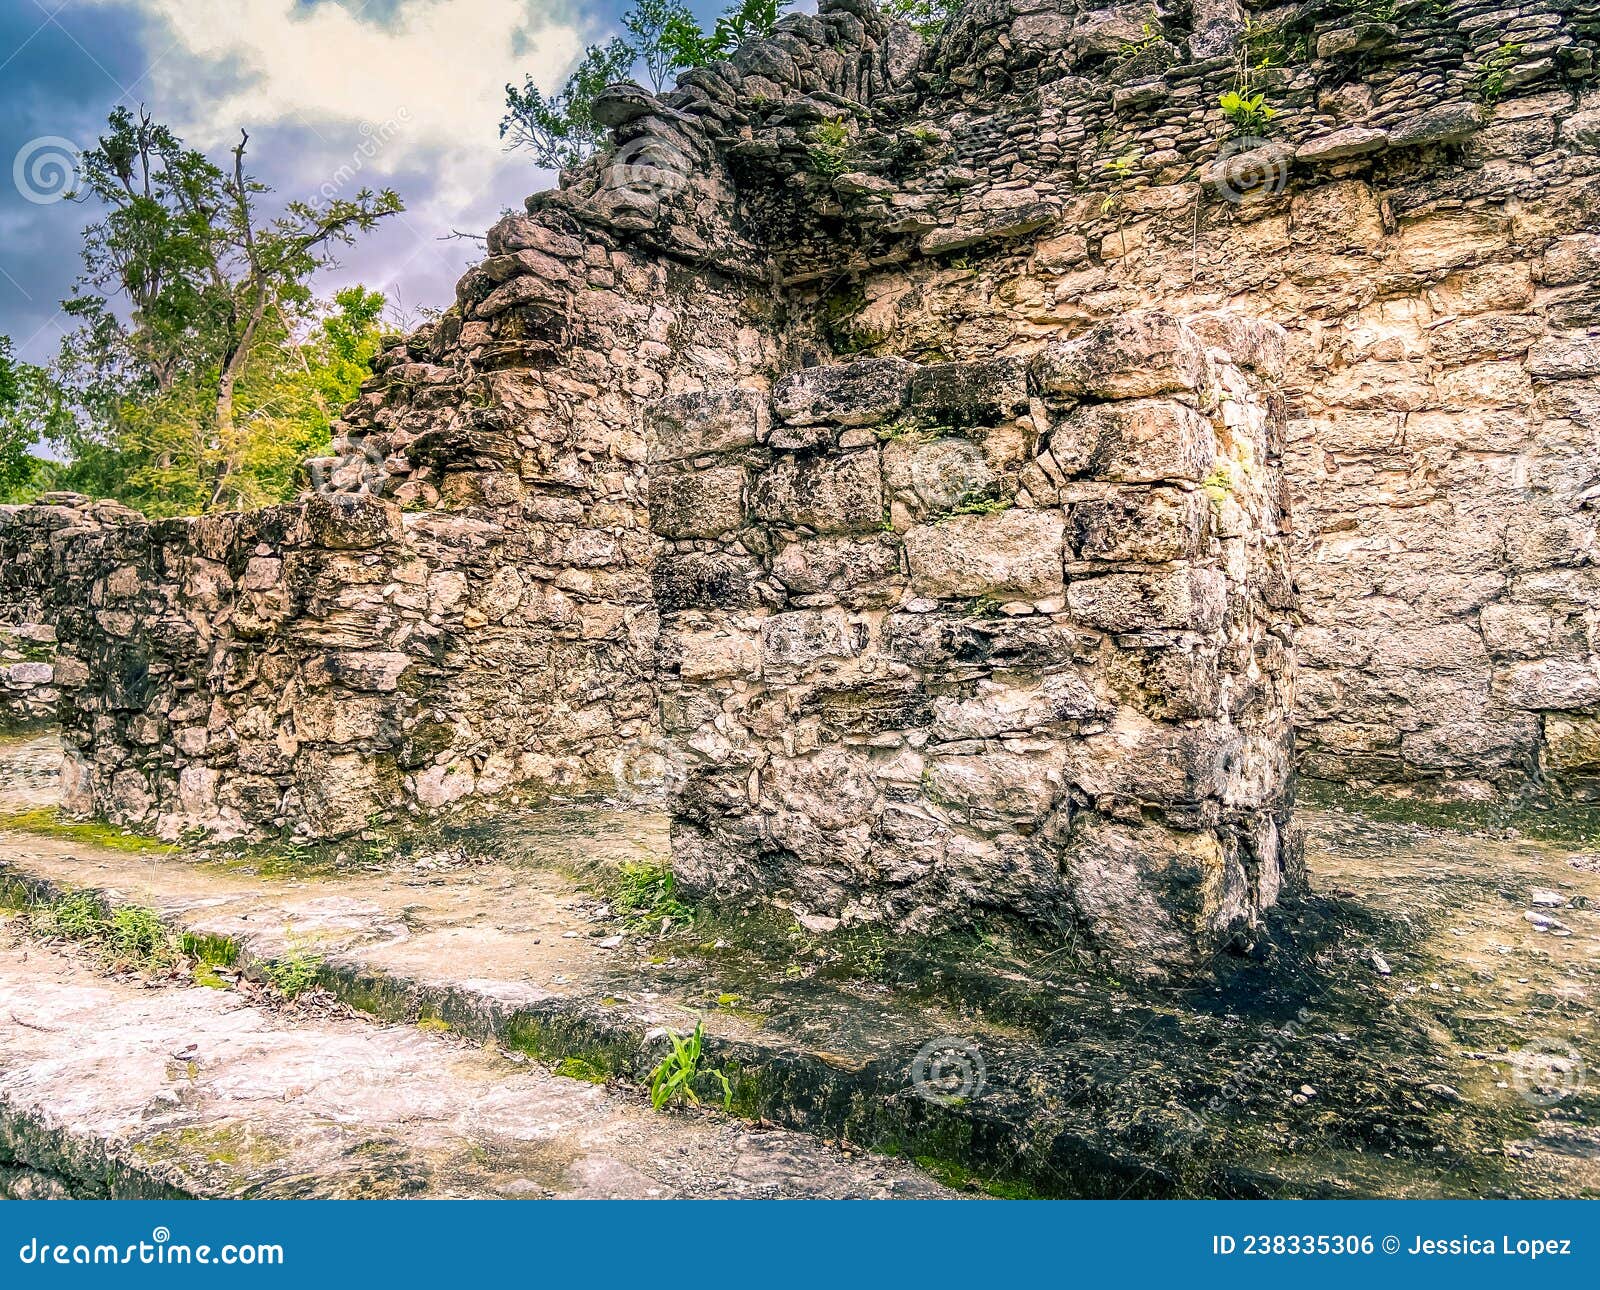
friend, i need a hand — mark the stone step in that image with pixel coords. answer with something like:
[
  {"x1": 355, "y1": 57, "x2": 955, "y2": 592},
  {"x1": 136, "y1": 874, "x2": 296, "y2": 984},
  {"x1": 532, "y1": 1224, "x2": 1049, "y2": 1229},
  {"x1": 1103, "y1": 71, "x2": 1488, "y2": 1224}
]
[
  {"x1": 2, "y1": 735, "x2": 1595, "y2": 1199},
  {"x1": 0, "y1": 928, "x2": 946, "y2": 1199}
]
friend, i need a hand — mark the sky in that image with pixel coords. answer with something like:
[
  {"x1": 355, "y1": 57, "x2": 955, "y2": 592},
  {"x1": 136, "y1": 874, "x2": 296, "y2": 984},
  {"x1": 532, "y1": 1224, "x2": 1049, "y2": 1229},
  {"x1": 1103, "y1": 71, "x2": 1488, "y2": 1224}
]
[{"x1": 0, "y1": 0, "x2": 735, "y2": 365}]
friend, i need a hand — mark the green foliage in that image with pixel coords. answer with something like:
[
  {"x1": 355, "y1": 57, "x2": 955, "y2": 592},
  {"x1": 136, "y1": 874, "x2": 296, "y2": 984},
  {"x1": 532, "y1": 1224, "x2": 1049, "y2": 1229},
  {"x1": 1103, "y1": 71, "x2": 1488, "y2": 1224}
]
[
  {"x1": 0, "y1": 337, "x2": 74, "y2": 503},
  {"x1": 1240, "y1": 18, "x2": 1306, "y2": 70},
  {"x1": 1112, "y1": 18, "x2": 1168, "y2": 76},
  {"x1": 1478, "y1": 43, "x2": 1526, "y2": 105},
  {"x1": 648, "y1": 1021, "x2": 733, "y2": 1111},
  {"x1": 614, "y1": 861, "x2": 694, "y2": 933},
  {"x1": 28, "y1": 891, "x2": 180, "y2": 972},
  {"x1": 807, "y1": 119, "x2": 859, "y2": 177},
  {"x1": 504, "y1": 1, "x2": 788, "y2": 169},
  {"x1": 878, "y1": 0, "x2": 963, "y2": 41},
  {"x1": 949, "y1": 494, "x2": 1013, "y2": 517},
  {"x1": 501, "y1": 38, "x2": 636, "y2": 169},
  {"x1": 0, "y1": 807, "x2": 177, "y2": 855},
  {"x1": 261, "y1": 948, "x2": 323, "y2": 999},
  {"x1": 46, "y1": 108, "x2": 399, "y2": 515},
  {"x1": 624, "y1": 0, "x2": 698, "y2": 92},
  {"x1": 1218, "y1": 89, "x2": 1278, "y2": 136}
]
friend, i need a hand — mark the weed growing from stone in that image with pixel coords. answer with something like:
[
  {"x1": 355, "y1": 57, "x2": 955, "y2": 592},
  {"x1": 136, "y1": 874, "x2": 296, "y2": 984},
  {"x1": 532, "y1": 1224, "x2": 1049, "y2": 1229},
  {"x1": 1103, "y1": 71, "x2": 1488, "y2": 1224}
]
[
  {"x1": 806, "y1": 120, "x2": 858, "y2": 177},
  {"x1": 614, "y1": 861, "x2": 694, "y2": 934},
  {"x1": 261, "y1": 948, "x2": 324, "y2": 998},
  {"x1": 25, "y1": 890, "x2": 181, "y2": 973},
  {"x1": 648, "y1": 1021, "x2": 732, "y2": 1111}
]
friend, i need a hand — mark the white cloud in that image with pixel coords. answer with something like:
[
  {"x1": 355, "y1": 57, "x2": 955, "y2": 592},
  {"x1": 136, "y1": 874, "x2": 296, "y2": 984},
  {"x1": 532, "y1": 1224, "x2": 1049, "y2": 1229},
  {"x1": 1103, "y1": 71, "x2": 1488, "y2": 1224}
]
[
  {"x1": 108, "y1": 0, "x2": 584, "y2": 155},
  {"x1": 83, "y1": 0, "x2": 596, "y2": 313}
]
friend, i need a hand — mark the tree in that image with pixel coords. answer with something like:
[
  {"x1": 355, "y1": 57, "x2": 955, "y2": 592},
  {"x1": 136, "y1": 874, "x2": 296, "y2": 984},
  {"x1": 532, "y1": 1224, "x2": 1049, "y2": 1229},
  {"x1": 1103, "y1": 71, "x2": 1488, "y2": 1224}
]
[
  {"x1": 44, "y1": 289, "x2": 391, "y2": 516},
  {"x1": 0, "y1": 337, "x2": 74, "y2": 502},
  {"x1": 62, "y1": 107, "x2": 402, "y2": 509},
  {"x1": 878, "y1": 0, "x2": 963, "y2": 41},
  {"x1": 624, "y1": 0, "x2": 697, "y2": 93},
  {"x1": 660, "y1": 0, "x2": 782, "y2": 71},
  {"x1": 501, "y1": 38, "x2": 636, "y2": 169}
]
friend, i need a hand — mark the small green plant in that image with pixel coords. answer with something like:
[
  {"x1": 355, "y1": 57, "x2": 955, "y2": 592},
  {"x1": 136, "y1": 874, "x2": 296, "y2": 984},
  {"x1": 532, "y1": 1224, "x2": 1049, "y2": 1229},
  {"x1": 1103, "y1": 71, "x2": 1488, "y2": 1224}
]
[
  {"x1": 949, "y1": 495, "x2": 1013, "y2": 517},
  {"x1": 614, "y1": 861, "x2": 694, "y2": 934},
  {"x1": 1218, "y1": 89, "x2": 1277, "y2": 136},
  {"x1": 261, "y1": 948, "x2": 323, "y2": 999},
  {"x1": 1112, "y1": 17, "x2": 1167, "y2": 77},
  {"x1": 648, "y1": 1021, "x2": 733, "y2": 1111},
  {"x1": 110, "y1": 905, "x2": 175, "y2": 967},
  {"x1": 1477, "y1": 42, "x2": 1525, "y2": 105},
  {"x1": 27, "y1": 891, "x2": 180, "y2": 972},
  {"x1": 807, "y1": 120, "x2": 858, "y2": 178}
]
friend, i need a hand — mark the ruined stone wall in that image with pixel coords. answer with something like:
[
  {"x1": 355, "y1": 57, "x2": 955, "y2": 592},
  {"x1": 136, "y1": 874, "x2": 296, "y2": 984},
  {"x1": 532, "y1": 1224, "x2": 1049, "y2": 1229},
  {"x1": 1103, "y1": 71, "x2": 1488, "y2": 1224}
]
[
  {"x1": 730, "y1": 0, "x2": 1600, "y2": 798},
  {"x1": 652, "y1": 311, "x2": 1296, "y2": 968},
  {"x1": 0, "y1": 497, "x2": 140, "y2": 733}
]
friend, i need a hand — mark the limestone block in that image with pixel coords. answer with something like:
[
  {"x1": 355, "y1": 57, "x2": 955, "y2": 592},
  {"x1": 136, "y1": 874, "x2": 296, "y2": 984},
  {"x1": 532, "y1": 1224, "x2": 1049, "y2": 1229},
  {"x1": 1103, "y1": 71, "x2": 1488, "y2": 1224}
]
[
  {"x1": 649, "y1": 467, "x2": 747, "y2": 539},
  {"x1": 1539, "y1": 234, "x2": 1600, "y2": 287},
  {"x1": 672, "y1": 627, "x2": 761, "y2": 682},
  {"x1": 1500, "y1": 658, "x2": 1600, "y2": 710},
  {"x1": 1527, "y1": 335, "x2": 1600, "y2": 379},
  {"x1": 648, "y1": 388, "x2": 768, "y2": 461},
  {"x1": 771, "y1": 534, "x2": 903, "y2": 600},
  {"x1": 1071, "y1": 485, "x2": 1210, "y2": 563},
  {"x1": 906, "y1": 357, "x2": 1030, "y2": 429},
  {"x1": 771, "y1": 358, "x2": 913, "y2": 433},
  {"x1": 753, "y1": 451, "x2": 883, "y2": 534},
  {"x1": 651, "y1": 552, "x2": 763, "y2": 612},
  {"x1": 761, "y1": 609, "x2": 860, "y2": 670},
  {"x1": 1062, "y1": 813, "x2": 1248, "y2": 976},
  {"x1": 1068, "y1": 566, "x2": 1227, "y2": 633},
  {"x1": 1049, "y1": 400, "x2": 1217, "y2": 483},
  {"x1": 1031, "y1": 314, "x2": 1209, "y2": 401},
  {"x1": 1544, "y1": 714, "x2": 1600, "y2": 772},
  {"x1": 930, "y1": 671, "x2": 1099, "y2": 740},
  {"x1": 904, "y1": 509, "x2": 1066, "y2": 600},
  {"x1": 924, "y1": 749, "x2": 1060, "y2": 823}
]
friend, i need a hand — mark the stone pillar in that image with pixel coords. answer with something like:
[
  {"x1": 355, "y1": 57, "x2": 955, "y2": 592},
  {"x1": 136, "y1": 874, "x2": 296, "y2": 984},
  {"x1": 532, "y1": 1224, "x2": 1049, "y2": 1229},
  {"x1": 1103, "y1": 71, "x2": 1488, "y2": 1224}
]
[{"x1": 654, "y1": 311, "x2": 1298, "y2": 976}]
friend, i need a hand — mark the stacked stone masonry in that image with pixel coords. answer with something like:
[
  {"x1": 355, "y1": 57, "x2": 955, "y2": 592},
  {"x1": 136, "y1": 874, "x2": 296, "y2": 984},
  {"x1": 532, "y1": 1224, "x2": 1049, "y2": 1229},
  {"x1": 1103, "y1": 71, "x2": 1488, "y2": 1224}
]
[
  {"x1": 3, "y1": 0, "x2": 1599, "y2": 967},
  {"x1": 653, "y1": 312, "x2": 1297, "y2": 970}
]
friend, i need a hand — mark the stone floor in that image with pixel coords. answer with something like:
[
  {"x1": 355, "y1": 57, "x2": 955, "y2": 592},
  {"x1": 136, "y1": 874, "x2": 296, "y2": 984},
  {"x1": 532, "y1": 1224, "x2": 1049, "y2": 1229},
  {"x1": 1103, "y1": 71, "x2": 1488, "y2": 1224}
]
[{"x1": 0, "y1": 732, "x2": 1594, "y2": 1198}]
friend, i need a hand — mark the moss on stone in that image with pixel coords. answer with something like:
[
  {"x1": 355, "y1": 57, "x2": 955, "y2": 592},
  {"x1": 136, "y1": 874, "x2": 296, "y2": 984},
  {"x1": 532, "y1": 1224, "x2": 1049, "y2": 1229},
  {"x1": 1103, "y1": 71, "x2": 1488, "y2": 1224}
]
[{"x1": 0, "y1": 808, "x2": 176, "y2": 855}]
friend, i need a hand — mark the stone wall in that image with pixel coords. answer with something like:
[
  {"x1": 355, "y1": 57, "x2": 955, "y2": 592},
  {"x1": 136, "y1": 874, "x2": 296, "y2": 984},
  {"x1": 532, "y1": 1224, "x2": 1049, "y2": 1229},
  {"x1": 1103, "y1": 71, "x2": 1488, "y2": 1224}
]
[
  {"x1": 653, "y1": 311, "x2": 1296, "y2": 969},
  {"x1": 728, "y1": 0, "x2": 1600, "y2": 798},
  {"x1": 0, "y1": 497, "x2": 140, "y2": 734},
  {"x1": 42, "y1": 493, "x2": 663, "y2": 839},
  {"x1": 11, "y1": 0, "x2": 1599, "y2": 965}
]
